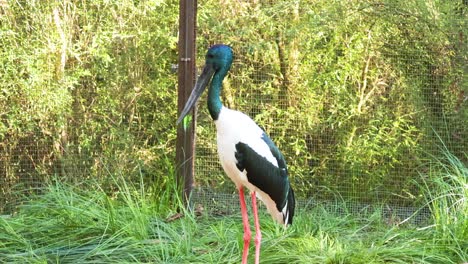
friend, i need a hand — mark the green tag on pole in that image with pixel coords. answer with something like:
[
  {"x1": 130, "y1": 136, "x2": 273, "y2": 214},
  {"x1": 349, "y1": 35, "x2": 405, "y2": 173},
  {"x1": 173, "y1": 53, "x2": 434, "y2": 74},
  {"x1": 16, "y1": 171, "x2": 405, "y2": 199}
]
[{"x1": 182, "y1": 115, "x2": 192, "y2": 131}]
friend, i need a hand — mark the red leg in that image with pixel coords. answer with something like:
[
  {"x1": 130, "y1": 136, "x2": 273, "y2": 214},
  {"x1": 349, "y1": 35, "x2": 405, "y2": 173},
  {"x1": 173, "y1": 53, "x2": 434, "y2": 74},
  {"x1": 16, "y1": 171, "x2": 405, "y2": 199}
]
[
  {"x1": 251, "y1": 191, "x2": 262, "y2": 264},
  {"x1": 239, "y1": 187, "x2": 251, "y2": 264}
]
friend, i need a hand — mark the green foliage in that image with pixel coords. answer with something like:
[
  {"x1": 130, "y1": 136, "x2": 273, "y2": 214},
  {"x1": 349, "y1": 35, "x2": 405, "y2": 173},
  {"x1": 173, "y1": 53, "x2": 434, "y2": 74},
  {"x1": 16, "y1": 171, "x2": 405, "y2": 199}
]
[
  {"x1": 0, "y1": 1, "x2": 465, "y2": 262},
  {"x1": 1, "y1": 0, "x2": 179, "y2": 212},
  {"x1": 0, "y1": 0, "x2": 466, "y2": 212},
  {"x1": 194, "y1": 0, "x2": 467, "y2": 203}
]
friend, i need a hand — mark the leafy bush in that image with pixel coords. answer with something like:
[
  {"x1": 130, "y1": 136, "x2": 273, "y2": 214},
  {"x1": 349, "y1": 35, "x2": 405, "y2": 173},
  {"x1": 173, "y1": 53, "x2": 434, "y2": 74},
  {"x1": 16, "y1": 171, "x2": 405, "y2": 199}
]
[
  {"x1": 1, "y1": 0, "x2": 180, "y2": 212},
  {"x1": 0, "y1": 0, "x2": 466, "y2": 213},
  {"x1": 194, "y1": 0, "x2": 466, "y2": 203}
]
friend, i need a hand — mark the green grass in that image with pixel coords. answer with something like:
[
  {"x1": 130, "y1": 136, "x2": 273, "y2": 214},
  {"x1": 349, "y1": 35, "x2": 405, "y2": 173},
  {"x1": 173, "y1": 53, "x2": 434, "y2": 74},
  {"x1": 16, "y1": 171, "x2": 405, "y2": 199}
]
[{"x1": 0, "y1": 152, "x2": 466, "y2": 264}]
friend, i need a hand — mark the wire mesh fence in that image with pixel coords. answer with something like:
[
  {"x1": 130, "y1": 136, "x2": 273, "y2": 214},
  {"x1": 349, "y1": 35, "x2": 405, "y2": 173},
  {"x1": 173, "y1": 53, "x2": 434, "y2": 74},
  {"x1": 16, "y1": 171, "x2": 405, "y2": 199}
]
[
  {"x1": 192, "y1": 1, "x2": 467, "y2": 222},
  {"x1": 1, "y1": 1, "x2": 466, "y2": 226}
]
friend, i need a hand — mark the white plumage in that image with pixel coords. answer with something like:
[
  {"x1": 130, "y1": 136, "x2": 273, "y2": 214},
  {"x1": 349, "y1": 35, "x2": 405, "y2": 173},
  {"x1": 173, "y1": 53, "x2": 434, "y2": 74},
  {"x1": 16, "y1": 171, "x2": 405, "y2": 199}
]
[{"x1": 215, "y1": 106, "x2": 285, "y2": 224}]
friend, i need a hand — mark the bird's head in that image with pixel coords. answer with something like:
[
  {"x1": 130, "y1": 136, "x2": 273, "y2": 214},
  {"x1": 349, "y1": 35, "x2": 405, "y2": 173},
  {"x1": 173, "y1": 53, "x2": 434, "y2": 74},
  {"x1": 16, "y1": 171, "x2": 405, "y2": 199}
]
[
  {"x1": 204, "y1": 44, "x2": 233, "y2": 72},
  {"x1": 177, "y1": 44, "x2": 233, "y2": 124}
]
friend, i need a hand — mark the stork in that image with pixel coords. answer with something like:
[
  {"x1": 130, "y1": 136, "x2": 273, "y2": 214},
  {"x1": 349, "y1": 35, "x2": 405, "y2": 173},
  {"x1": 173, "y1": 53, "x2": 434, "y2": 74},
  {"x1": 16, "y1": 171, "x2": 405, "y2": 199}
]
[{"x1": 177, "y1": 44, "x2": 295, "y2": 264}]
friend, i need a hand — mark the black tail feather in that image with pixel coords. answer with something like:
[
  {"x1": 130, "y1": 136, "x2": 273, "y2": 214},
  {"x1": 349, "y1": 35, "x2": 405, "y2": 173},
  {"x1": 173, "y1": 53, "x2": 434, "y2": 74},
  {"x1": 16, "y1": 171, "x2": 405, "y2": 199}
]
[{"x1": 286, "y1": 185, "x2": 295, "y2": 225}]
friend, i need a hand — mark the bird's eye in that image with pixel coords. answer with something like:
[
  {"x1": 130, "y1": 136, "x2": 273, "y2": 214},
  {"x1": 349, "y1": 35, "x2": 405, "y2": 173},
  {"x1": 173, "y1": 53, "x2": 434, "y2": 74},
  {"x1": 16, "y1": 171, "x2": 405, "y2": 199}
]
[{"x1": 207, "y1": 54, "x2": 214, "y2": 59}]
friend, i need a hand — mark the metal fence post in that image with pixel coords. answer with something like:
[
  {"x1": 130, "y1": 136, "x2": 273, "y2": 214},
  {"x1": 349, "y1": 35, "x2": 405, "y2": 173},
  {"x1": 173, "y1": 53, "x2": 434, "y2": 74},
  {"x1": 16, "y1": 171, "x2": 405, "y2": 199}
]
[{"x1": 176, "y1": 0, "x2": 197, "y2": 208}]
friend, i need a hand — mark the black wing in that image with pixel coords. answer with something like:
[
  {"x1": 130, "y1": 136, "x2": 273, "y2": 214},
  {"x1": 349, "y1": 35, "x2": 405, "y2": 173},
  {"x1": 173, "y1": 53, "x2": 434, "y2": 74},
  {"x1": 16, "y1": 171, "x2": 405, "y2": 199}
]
[{"x1": 235, "y1": 133, "x2": 295, "y2": 224}]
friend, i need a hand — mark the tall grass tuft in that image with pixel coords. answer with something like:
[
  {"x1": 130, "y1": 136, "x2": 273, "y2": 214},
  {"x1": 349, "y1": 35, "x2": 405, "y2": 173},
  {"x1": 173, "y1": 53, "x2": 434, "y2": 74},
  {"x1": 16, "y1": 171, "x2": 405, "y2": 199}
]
[
  {"x1": 0, "y1": 173, "x2": 184, "y2": 262},
  {"x1": 418, "y1": 149, "x2": 468, "y2": 261}
]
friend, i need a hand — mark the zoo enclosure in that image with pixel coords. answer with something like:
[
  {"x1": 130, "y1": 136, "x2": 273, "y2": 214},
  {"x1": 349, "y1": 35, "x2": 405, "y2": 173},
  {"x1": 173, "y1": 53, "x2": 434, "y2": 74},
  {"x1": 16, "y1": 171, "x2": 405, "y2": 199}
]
[{"x1": 1, "y1": 1, "x2": 466, "y2": 220}]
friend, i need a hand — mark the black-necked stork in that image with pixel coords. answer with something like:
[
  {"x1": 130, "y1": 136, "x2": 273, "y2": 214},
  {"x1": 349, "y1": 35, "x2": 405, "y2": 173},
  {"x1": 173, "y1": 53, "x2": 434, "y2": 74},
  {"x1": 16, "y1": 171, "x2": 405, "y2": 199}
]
[{"x1": 177, "y1": 44, "x2": 295, "y2": 264}]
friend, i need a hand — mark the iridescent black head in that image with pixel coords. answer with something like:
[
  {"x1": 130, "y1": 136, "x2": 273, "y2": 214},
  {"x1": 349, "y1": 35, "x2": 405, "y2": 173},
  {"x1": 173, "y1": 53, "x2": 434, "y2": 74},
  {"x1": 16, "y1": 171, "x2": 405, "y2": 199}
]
[
  {"x1": 204, "y1": 44, "x2": 233, "y2": 72},
  {"x1": 177, "y1": 44, "x2": 233, "y2": 124}
]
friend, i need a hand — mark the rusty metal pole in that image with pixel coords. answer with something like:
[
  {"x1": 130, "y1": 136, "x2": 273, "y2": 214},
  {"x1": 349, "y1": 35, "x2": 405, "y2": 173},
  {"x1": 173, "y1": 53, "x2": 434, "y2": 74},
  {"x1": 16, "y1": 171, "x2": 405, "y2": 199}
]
[{"x1": 176, "y1": 0, "x2": 197, "y2": 208}]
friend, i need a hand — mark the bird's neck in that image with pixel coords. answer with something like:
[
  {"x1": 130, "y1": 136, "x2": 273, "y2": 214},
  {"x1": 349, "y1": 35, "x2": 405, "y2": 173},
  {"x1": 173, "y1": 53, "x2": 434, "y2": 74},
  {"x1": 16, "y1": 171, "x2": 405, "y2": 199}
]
[{"x1": 207, "y1": 70, "x2": 225, "y2": 121}]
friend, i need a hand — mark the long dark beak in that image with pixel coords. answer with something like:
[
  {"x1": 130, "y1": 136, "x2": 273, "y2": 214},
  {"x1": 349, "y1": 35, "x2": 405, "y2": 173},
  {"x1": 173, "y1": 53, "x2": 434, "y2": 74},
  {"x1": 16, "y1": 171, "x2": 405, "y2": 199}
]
[{"x1": 177, "y1": 64, "x2": 215, "y2": 124}]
